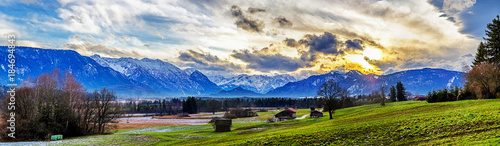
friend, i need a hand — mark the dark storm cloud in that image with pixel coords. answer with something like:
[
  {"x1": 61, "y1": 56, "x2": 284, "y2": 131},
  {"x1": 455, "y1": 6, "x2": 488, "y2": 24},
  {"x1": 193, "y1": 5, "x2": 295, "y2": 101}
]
[
  {"x1": 228, "y1": 31, "x2": 382, "y2": 72},
  {"x1": 178, "y1": 49, "x2": 243, "y2": 72},
  {"x1": 273, "y1": 16, "x2": 293, "y2": 27},
  {"x1": 179, "y1": 49, "x2": 221, "y2": 65},
  {"x1": 345, "y1": 39, "x2": 363, "y2": 50},
  {"x1": 299, "y1": 32, "x2": 342, "y2": 55},
  {"x1": 283, "y1": 38, "x2": 298, "y2": 47},
  {"x1": 230, "y1": 5, "x2": 265, "y2": 32},
  {"x1": 247, "y1": 7, "x2": 267, "y2": 14},
  {"x1": 231, "y1": 49, "x2": 305, "y2": 72},
  {"x1": 230, "y1": 32, "x2": 354, "y2": 72}
]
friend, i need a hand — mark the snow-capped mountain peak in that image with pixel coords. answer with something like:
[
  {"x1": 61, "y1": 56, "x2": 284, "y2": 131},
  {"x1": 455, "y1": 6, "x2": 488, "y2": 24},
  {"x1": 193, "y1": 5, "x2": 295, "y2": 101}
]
[{"x1": 209, "y1": 74, "x2": 296, "y2": 94}]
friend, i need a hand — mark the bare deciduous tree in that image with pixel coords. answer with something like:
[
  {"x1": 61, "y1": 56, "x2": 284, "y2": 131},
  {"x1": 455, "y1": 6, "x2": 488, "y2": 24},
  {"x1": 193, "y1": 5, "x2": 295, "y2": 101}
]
[
  {"x1": 465, "y1": 62, "x2": 500, "y2": 99},
  {"x1": 318, "y1": 80, "x2": 348, "y2": 119},
  {"x1": 380, "y1": 86, "x2": 387, "y2": 106}
]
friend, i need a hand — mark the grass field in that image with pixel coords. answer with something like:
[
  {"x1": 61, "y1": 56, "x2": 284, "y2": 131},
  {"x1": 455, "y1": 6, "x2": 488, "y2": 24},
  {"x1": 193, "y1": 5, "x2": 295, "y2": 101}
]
[{"x1": 33, "y1": 99, "x2": 500, "y2": 145}]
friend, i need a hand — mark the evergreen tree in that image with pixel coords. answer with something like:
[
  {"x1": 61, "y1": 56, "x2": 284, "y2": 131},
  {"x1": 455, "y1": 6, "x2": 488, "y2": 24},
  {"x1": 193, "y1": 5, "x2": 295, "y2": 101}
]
[
  {"x1": 485, "y1": 15, "x2": 500, "y2": 63},
  {"x1": 473, "y1": 42, "x2": 488, "y2": 66},
  {"x1": 396, "y1": 81, "x2": 406, "y2": 101},
  {"x1": 389, "y1": 86, "x2": 396, "y2": 102},
  {"x1": 182, "y1": 99, "x2": 189, "y2": 113},
  {"x1": 191, "y1": 97, "x2": 198, "y2": 114}
]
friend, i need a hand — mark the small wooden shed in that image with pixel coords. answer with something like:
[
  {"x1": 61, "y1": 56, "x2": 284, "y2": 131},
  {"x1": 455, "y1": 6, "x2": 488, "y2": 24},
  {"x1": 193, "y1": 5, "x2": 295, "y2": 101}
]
[
  {"x1": 214, "y1": 118, "x2": 232, "y2": 132},
  {"x1": 275, "y1": 108, "x2": 297, "y2": 120},
  {"x1": 310, "y1": 110, "x2": 323, "y2": 118}
]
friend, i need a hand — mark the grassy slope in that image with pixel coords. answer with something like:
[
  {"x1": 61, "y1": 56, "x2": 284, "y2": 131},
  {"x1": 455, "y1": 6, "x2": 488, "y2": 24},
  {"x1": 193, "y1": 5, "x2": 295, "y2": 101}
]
[{"x1": 56, "y1": 99, "x2": 500, "y2": 145}]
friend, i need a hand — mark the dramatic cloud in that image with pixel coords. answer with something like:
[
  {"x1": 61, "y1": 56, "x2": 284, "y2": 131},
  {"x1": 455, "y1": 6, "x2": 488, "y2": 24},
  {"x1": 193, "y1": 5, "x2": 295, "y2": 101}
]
[
  {"x1": 231, "y1": 49, "x2": 305, "y2": 72},
  {"x1": 273, "y1": 16, "x2": 293, "y2": 27},
  {"x1": 443, "y1": 0, "x2": 476, "y2": 16},
  {"x1": 230, "y1": 31, "x2": 384, "y2": 74},
  {"x1": 178, "y1": 49, "x2": 244, "y2": 76},
  {"x1": 1, "y1": 0, "x2": 493, "y2": 77},
  {"x1": 64, "y1": 42, "x2": 145, "y2": 58},
  {"x1": 179, "y1": 49, "x2": 222, "y2": 66},
  {"x1": 283, "y1": 38, "x2": 298, "y2": 47},
  {"x1": 300, "y1": 32, "x2": 341, "y2": 55},
  {"x1": 230, "y1": 5, "x2": 265, "y2": 32},
  {"x1": 247, "y1": 7, "x2": 267, "y2": 14},
  {"x1": 345, "y1": 39, "x2": 363, "y2": 50}
]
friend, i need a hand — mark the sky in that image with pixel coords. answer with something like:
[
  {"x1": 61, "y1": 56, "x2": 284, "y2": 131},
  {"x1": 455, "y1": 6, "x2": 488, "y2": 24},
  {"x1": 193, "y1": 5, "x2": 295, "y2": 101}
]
[{"x1": 1, "y1": 0, "x2": 499, "y2": 78}]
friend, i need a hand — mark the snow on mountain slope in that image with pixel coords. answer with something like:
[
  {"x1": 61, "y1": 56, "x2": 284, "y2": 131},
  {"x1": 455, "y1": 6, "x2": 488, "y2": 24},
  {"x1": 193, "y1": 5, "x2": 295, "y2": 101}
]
[
  {"x1": 90, "y1": 55, "x2": 221, "y2": 96},
  {"x1": 0, "y1": 47, "x2": 159, "y2": 97},
  {"x1": 209, "y1": 74, "x2": 296, "y2": 94},
  {"x1": 267, "y1": 68, "x2": 464, "y2": 97}
]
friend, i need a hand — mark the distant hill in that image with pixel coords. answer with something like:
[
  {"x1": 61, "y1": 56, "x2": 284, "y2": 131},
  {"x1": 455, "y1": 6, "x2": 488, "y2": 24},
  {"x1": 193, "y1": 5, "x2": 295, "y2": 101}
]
[
  {"x1": 211, "y1": 86, "x2": 263, "y2": 97},
  {"x1": 267, "y1": 68, "x2": 464, "y2": 97}
]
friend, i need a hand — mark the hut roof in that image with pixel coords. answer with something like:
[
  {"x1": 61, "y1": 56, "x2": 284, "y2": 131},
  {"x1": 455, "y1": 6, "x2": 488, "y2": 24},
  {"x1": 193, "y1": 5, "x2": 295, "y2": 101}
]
[
  {"x1": 284, "y1": 108, "x2": 297, "y2": 113},
  {"x1": 311, "y1": 110, "x2": 322, "y2": 113}
]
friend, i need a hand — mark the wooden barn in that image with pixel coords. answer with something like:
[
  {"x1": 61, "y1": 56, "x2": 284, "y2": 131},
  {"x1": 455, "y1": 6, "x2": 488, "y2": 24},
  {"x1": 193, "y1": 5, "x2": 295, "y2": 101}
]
[{"x1": 275, "y1": 108, "x2": 297, "y2": 120}]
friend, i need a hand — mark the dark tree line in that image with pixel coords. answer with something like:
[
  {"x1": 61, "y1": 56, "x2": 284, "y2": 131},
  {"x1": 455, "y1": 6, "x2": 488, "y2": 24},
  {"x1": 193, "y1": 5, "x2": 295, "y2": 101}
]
[
  {"x1": 122, "y1": 97, "x2": 323, "y2": 116},
  {"x1": 182, "y1": 97, "x2": 198, "y2": 114},
  {"x1": 122, "y1": 98, "x2": 183, "y2": 115},
  {"x1": 427, "y1": 86, "x2": 473, "y2": 103}
]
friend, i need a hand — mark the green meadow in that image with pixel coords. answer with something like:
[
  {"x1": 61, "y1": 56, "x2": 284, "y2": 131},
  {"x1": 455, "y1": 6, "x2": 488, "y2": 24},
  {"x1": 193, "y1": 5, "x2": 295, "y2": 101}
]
[{"x1": 50, "y1": 99, "x2": 500, "y2": 145}]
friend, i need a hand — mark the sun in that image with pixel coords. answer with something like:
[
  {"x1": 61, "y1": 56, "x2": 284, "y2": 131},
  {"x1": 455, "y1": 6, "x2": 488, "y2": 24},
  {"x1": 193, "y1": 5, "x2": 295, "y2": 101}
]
[
  {"x1": 362, "y1": 47, "x2": 383, "y2": 60},
  {"x1": 348, "y1": 54, "x2": 374, "y2": 70},
  {"x1": 344, "y1": 47, "x2": 384, "y2": 74}
]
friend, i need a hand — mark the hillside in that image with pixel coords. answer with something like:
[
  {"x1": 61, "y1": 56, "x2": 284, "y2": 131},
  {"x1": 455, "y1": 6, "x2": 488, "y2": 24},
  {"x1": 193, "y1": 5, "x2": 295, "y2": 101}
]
[
  {"x1": 26, "y1": 99, "x2": 500, "y2": 145},
  {"x1": 211, "y1": 86, "x2": 263, "y2": 97}
]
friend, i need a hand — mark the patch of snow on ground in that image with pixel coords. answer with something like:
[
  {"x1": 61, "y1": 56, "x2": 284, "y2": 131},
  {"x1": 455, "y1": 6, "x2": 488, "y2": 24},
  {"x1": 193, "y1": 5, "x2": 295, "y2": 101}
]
[{"x1": 297, "y1": 114, "x2": 309, "y2": 119}]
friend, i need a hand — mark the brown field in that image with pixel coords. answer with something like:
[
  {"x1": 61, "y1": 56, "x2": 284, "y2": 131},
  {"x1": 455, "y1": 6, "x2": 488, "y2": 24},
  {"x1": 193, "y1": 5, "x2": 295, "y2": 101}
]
[{"x1": 112, "y1": 112, "x2": 223, "y2": 130}]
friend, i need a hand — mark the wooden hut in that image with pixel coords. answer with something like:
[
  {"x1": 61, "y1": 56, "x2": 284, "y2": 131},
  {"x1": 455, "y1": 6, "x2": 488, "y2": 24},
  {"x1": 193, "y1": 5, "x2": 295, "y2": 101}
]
[
  {"x1": 310, "y1": 110, "x2": 323, "y2": 118},
  {"x1": 214, "y1": 118, "x2": 232, "y2": 132},
  {"x1": 275, "y1": 108, "x2": 297, "y2": 120}
]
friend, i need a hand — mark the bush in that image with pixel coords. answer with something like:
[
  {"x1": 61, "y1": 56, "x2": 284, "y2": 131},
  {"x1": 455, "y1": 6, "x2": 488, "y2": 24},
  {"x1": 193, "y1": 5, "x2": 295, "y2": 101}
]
[
  {"x1": 228, "y1": 108, "x2": 258, "y2": 118},
  {"x1": 223, "y1": 113, "x2": 237, "y2": 119}
]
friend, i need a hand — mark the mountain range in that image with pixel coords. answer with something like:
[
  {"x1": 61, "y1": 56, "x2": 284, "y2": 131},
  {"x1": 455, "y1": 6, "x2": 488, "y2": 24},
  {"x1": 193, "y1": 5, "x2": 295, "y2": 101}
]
[
  {"x1": 267, "y1": 69, "x2": 464, "y2": 97},
  {"x1": 0, "y1": 46, "x2": 465, "y2": 98},
  {"x1": 208, "y1": 74, "x2": 296, "y2": 94}
]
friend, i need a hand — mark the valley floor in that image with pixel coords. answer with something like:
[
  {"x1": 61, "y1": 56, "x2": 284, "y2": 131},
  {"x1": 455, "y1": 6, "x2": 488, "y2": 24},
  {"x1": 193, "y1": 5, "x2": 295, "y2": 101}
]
[{"x1": 4, "y1": 99, "x2": 500, "y2": 145}]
